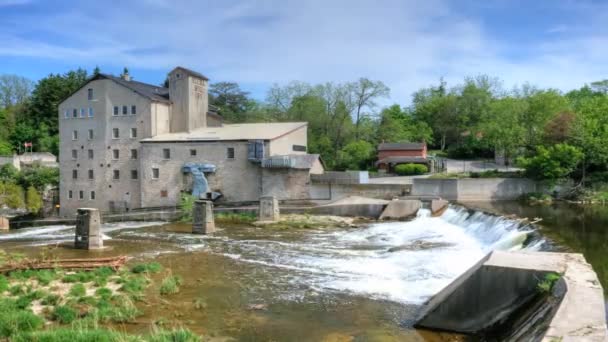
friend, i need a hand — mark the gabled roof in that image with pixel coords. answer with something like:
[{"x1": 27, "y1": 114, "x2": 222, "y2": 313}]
[
  {"x1": 170, "y1": 66, "x2": 209, "y2": 81},
  {"x1": 141, "y1": 122, "x2": 307, "y2": 142},
  {"x1": 378, "y1": 142, "x2": 426, "y2": 151},
  {"x1": 60, "y1": 73, "x2": 171, "y2": 105}
]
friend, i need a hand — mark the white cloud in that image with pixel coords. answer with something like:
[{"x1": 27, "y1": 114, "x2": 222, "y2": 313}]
[{"x1": 1, "y1": 0, "x2": 607, "y2": 104}]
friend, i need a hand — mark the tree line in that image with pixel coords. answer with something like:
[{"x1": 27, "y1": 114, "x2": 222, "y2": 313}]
[{"x1": 2, "y1": 68, "x2": 608, "y2": 185}]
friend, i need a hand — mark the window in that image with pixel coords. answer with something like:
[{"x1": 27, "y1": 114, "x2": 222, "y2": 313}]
[
  {"x1": 88, "y1": 129, "x2": 94, "y2": 140},
  {"x1": 112, "y1": 149, "x2": 119, "y2": 160},
  {"x1": 292, "y1": 144, "x2": 307, "y2": 152},
  {"x1": 112, "y1": 128, "x2": 119, "y2": 139},
  {"x1": 72, "y1": 170, "x2": 78, "y2": 179},
  {"x1": 131, "y1": 170, "x2": 138, "y2": 180},
  {"x1": 131, "y1": 105, "x2": 136, "y2": 115},
  {"x1": 80, "y1": 108, "x2": 86, "y2": 118},
  {"x1": 190, "y1": 149, "x2": 197, "y2": 156},
  {"x1": 130, "y1": 128, "x2": 137, "y2": 138},
  {"x1": 113, "y1": 170, "x2": 120, "y2": 180},
  {"x1": 122, "y1": 105, "x2": 128, "y2": 115},
  {"x1": 88, "y1": 88, "x2": 93, "y2": 100},
  {"x1": 113, "y1": 106, "x2": 119, "y2": 116},
  {"x1": 68, "y1": 190, "x2": 73, "y2": 199},
  {"x1": 88, "y1": 107, "x2": 94, "y2": 118},
  {"x1": 79, "y1": 190, "x2": 84, "y2": 200},
  {"x1": 72, "y1": 130, "x2": 78, "y2": 140},
  {"x1": 130, "y1": 149, "x2": 138, "y2": 159},
  {"x1": 90, "y1": 191, "x2": 96, "y2": 200},
  {"x1": 160, "y1": 190, "x2": 168, "y2": 197},
  {"x1": 227, "y1": 147, "x2": 235, "y2": 159},
  {"x1": 88, "y1": 169, "x2": 94, "y2": 180},
  {"x1": 162, "y1": 148, "x2": 170, "y2": 159},
  {"x1": 88, "y1": 149, "x2": 94, "y2": 159},
  {"x1": 152, "y1": 168, "x2": 159, "y2": 179},
  {"x1": 64, "y1": 110, "x2": 69, "y2": 119},
  {"x1": 71, "y1": 149, "x2": 78, "y2": 159},
  {"x1": 73, "y1": 109, "x2": 78, "y2": 118}
]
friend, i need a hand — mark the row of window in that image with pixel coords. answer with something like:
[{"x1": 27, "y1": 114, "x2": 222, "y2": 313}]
[
  {"x1": 113, "y1": 105, "x2": 137, "y2": 116},
  {"x1": 70, "y1": 147, "x2": 236, "y2": 162},
  {"x1": 71, "y1": 128, "x2": 137, "y2": 140},
  {"x1": 71, "y1": 168, "x2": 159, "y2": 180},
  {"x1": 63, "y1": 105, "x2": 137, "y2": 119},
  {"x1": 71, "y1": 148, "x2": 139, "y2": 160},
  {"x1": 68, "y1": 190, "x2": 96, "y2": 200},
  {"x1": 64, "y1": 107, "x2": 94, "y2": 119}
]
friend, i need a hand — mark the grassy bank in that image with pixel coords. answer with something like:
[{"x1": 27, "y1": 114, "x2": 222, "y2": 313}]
[{"x1": 0, "y1": 253, "x2": 202, "y2": 341}]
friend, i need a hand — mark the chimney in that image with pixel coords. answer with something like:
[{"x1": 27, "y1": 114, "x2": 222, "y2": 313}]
[{"x1": 120, "y1": 67, "x2": 131, "y2": 81}]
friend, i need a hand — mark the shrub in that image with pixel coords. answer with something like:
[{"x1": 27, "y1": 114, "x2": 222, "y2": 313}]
[
  {"x1": 179, "y1": 194, "x2": 196, "y2": 222},
  {"x1": 52, "y1": 305, "x2": 78, "y2": 324},
  {"x1": 131, "y1": 262, "x2": 163, "y2": 274},
  {"x1": 537, "y1": 272, "x2": 561, "y2": 293},
  {"x1": 159, "y1": 275, "x2": 182, "y2": 296},
  {"x1": 394, "y1": 163, "x2": 428, "y2": 175},
  {"x1": 25, "y1": 186, "x2": 42, "y2": 214},
  {"x1": 517, "y1": 143, "x2": 583, "y2": 181}
]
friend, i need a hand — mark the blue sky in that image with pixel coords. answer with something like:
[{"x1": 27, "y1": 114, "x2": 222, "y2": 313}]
[{"x1": 1, "y1": 0, "x2": 607, "y2": 104}]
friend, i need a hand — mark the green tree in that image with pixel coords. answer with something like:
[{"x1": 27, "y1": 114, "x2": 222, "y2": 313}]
[
  {"x1": 518, "y1": 144, "x2": 583, "y2": 181},
  {"x1": 25, "y1": 186, "x2": 42, "y2": 214},
  {"x1": 377, "y1": 104, "x2": 432, "y2": 143},
  {"x1": 18, "y1": 165, "x2": 59, "y2": 191},
  {"x1": 209, "y1": 82, "x2": 253, "y2": 122},
  {"x1": 335, "y1": 141, "x2": 374, "y2": 170},
  {"x1": 0, "y1": 182, "x2": 24, "y2": 209},
  {"x1": 480, "y1": 97, "x2": 527, "y2": 162}
]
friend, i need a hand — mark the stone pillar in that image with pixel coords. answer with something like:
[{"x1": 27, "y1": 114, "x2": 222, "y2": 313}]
[
  {"x1": 75, "y1": 208, "x2": 103, "y2": 250},
  {"x1": 193, "y1": 200, "x2": 215, "y2": 234},
  {"x1": 259, "y1": 196, "x2": 280, "y2": 222},
  {"x1": 0, "y1": 216, "x2": 9, "y2": 231}
]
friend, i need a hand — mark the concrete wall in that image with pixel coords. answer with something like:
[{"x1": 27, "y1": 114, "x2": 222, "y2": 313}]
[
  {"x1": 268, "y1": 125, "x2": 308, "y2": 155},
  {"x1": 310, "y1": 182, "x2": 410, "y2": 203},
  {"x1": 416, "y1": 251, "x2": 607, "y2": 341},
  {"x1": 311, "y1": 171, "x2": 369, "y2": 185},
  {"x1": 262, "y1": 168, "x2": 311, "y2": 200},
  {"x1": 412, "y1": 178, "x2": 538, "y2": 201}
]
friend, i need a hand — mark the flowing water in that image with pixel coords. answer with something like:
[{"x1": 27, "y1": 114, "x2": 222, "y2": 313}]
[{"x1": 0, "y1": 206, "x2": 548, "y2": 341}]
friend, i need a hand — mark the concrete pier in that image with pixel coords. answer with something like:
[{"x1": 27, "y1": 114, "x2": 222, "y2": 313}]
[
  {"x1": 0, "y1": 216, "x2": 9, "y2": 231},
  {"x1": 379, "y1": 199, "x2": 421, "y2": 220},
  {"x1": 193, "y1": 200, "x2": 215, "y2": 234},
  {"x1": 259, "y1": 196, "x2": 280, "y2": 222},
  {"x1": 74, "y1": 208, "x2": 103, "y2": 249}
]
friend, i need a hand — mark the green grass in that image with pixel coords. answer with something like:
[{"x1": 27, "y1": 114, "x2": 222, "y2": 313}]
[
  {"x1": 69, "y1": 283, "x2": 87, "y2": 297},
  {"x1": 0, "y1": 274, "x2": 9, "y2": 293},
  {"x1": 215, "y1": 212, "x2": 257, "y2": 224},
  {"x1": 159, "y1": 275, "x2": 182, "y2": 295},
  {"x1": 0, "y1": 309, "x2": 44, "y2": 338},
  {"x1": 52, "y1": 305, "x2": 78, "y2": 324},
  {"x1": 118, "y1": 275, "x2": 148, "y2": 299},
  {"x1": 95, "y1": 287, "x2": 113, "y2": 300},
  {"x1": 131, "y1": 262, "x2": 163, "y2": 274},
  {"x1": 41, "y1": 294, "x2": 60, "y2": 306},
  {"x1": 95, "y1": 297, "x2": 140, "y2": 323},
  {"x1": 13, "y1": 327, "x2": 131, "y2": 342},
  {"x1": 147, "y1": 328, "x2": 201, "y2": 342}
]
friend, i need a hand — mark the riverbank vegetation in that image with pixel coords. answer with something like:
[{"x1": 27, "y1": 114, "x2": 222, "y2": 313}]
[
  {"x1": 0, "y1": 252, "x2": 202, "y2": 341},
  {"x1": 0, "y1": 164, "x2": 58, "y2": 214}
]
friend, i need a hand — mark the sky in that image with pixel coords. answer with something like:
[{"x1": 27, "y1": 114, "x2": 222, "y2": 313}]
[{"x1": 1, "y1": 0, "x2": 607, "y2": 104}]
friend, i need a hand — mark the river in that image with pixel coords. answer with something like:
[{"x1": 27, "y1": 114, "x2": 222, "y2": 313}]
[{"x1": 0, "y1": 204, "x2": 588, "y2": 341}]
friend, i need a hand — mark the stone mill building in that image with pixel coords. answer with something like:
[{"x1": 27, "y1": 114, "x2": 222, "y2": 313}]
[{"x1": 58, "y1": 67, "x2": 323, "y2": 217}]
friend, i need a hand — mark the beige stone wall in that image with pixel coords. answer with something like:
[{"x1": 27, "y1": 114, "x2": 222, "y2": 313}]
[
  {"x1": 268, "y1": 125, "x2": 307, "y2": 155},
  {"x1": 59, "y1": 78, "x2": 154, "y2": 216},
  {"x1": 261, "y1": 168, "x2": 311, "y2": 200},
  {"x1": 150, "y1": 103, "x2": 170, "y2": 137},
  {"x1": 139, "y1": 141, "x2": 263, "y2": 207},
  {"x1": 168, "y1": 69, "x2": 208, "y2": 132}
]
